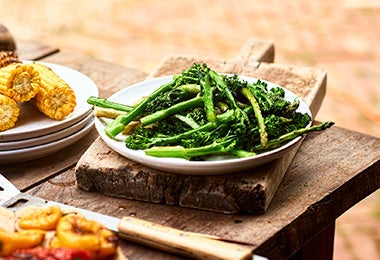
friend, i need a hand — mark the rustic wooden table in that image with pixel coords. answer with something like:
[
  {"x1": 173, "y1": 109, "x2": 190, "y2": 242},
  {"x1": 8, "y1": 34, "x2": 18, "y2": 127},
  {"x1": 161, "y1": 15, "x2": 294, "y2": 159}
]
[{"x1": 1, "y1": 39, "x2": 379, "y2": 260}]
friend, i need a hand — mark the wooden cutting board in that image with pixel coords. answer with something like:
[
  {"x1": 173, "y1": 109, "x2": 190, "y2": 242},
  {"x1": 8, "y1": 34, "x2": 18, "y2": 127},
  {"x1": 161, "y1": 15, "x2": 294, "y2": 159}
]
[{"x1": 75, "y1": 39, "x2": 326, "y2": 214}]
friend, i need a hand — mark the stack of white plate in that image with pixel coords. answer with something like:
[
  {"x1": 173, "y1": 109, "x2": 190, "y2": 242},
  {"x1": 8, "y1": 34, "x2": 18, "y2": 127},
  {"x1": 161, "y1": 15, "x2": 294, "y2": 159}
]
[{"x1": 0, "y1": 62, "x2": 99, "y2": 164}]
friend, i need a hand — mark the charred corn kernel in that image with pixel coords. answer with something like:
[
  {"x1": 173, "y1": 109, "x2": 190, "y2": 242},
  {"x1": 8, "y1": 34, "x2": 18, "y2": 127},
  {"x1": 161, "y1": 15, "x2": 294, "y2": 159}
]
[
  {"x1": 51, "y1": 214, "x2": 118, "y2": 259},
  {"x1": 0, "y1": 229, "x2": 45, "y2": 256},
  {"x1": 31, "y1": 63, "x2": 76, "y2": 120},
  {"x1": 0, "y1": 51, "x2": 21, "y2": 68},
  {"x1": 0, "y1": 93, "x2": 20, "y2": 131},
  {"x1": 0, "y1": 63, "x2": 40, "y2": 102},
  {"x1": 18, "y1": 206, "x2": 63, "y2": 231}
]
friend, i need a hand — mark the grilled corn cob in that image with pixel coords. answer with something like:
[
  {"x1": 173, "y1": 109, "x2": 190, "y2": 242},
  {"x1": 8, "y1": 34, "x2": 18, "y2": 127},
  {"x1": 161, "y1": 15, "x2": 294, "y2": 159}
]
[
  {"x1": 31, "y1": 63, "x2": 76, "y2": 120},
  {"x1": 0, "y1": 93, "x2": 20, "y2": 131},
  {"x1": 0, "y1": 63, "x2": 40, "y2": 102},
  {"x1": 0, "y1": 51, "x2": 21, "y2": 68}
]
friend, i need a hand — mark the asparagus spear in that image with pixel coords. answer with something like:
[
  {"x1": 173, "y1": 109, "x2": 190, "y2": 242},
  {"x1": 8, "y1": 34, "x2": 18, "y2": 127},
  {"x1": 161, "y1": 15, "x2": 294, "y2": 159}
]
[
  {"x1": 201, "y1": 74, "x2": 217, "y2": 123},
  {"x1": 241, "y1": 87, "x2": 268, "y2": 147},
  {"x1": 254, "y1": 121, "x2": 335, "y2": 152}
]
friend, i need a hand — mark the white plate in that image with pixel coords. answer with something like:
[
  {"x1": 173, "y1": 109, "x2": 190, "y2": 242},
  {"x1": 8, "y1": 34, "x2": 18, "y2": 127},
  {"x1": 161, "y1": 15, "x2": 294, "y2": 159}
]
[
  {"x1": 95, "y1": 76, "x2": 312, "y2": 175},
  {"x1": 0, "y1": 118, "x2": 94, "y2": 164},
  {"x1": 0, "y1": 111, "x2": 93, "y2": 151},
  {"x1": 0, "y1": 61, "x2": 98, "y2": 142}
]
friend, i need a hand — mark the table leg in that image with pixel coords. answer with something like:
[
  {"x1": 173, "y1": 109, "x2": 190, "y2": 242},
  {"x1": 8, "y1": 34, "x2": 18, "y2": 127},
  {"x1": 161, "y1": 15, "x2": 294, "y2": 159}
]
[{"x1": 290, "y1": 222, "x2": 335, "y2": 260}]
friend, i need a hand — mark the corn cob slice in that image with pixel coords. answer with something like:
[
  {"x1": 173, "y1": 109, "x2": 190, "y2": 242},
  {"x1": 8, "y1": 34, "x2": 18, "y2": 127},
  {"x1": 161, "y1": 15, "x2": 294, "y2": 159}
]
[
  {"x1": 0, "y1": 51, "x2": 21, "y2": 68},
  {"x1": 0, "y1": 63, "x2": 40, "y2": 102},
  {"x1": 31, "y1": 63, "x2": 76, "y2": 120},
  {"x1": 0, "y1": 93, "x2": 20, "y2": 131}
]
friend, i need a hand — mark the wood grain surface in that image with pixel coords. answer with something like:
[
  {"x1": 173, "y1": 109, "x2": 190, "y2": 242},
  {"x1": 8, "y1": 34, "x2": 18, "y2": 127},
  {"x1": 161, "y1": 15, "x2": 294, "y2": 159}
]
[{"x1": 28, "y1": 126, "x2": 380, "y2": 259}]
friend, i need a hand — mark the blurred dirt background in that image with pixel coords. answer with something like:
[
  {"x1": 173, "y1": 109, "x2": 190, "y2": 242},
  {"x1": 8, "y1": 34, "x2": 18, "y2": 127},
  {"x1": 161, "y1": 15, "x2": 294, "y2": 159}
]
[{"x1": 1, "y1": 0, "x2": 379, "y2": 259}]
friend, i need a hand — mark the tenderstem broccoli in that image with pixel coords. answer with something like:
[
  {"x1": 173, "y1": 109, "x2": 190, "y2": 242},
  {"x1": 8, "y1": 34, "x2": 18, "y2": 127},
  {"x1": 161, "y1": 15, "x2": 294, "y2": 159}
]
[
  {"x1": 89, "y1": 63, "x2": 334, "y2": 161},
  {"x1": 105, "y1": 78, "x2": 179, "y2": 137},
  {"x1": 145, "y1": 138, "x2": 236, "y2": 160},
  {"x1": 254, "y1": 120, "x2": 335, "y2": 152},
  {"x1": 201, "y1": 74, "x2": 217, "y2": 123},
  {"x1": 241, "y1": 87, "x2": 268, "y2": 147},
  {"x1": 140, "y1": 95, "x2": 203, "y2": 126},
  {"x1": 87, "y1": 96, "x2": 134, "y2": 112}
]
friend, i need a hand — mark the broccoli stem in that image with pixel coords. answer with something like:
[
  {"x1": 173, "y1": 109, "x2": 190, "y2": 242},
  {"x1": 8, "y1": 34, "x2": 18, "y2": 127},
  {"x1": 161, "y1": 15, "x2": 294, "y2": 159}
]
[
  {"x1": 209, "y1": 70, "x2": 239, "y2": 110},
  {"x1": 139, "y1": 109, "x2": 235, "y2": 147},
  {"x1": 140, "y1": 95, "x2": 203, "y2": 126},
  {"x1": 254, "y1": 121, "x2": 335, "y2": 152},
  {"x1": 209, "y1": 70, "x2": 250, "y2": 126},
  {"x1": 230, "y1": 149, "x2": 256, "y2": 158},
  {"x1": 179, "y1": 84, "x2": 201, "y2": 95},
  {"x1": 87, "y1": 96, "x2": 134, "y2": 112},
  {"x1": 242, "y1": 87, "x2": 268, "y2": 147},
  {"x1": 145, "y1": 139, "x2": 236, "y2": 160},
  {"x1": 201, "y1": 74, "x2": 216, "y2": 122},
  {"x1": 105, "y1": 79, "x2": 177, "y2": 137}
]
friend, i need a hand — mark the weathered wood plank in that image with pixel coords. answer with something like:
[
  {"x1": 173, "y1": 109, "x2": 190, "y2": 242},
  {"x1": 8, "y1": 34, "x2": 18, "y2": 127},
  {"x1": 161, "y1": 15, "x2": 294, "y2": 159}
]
[
  {"x1": 15, "y1": 39, "x2": 59, "y2": 61},
  {"x1": 2, "y1": 129, "x2": 98, "y2": 191},
  {"x1": 28, "y1": 126, "x2": 380, "y2": 259},
  {"x1": 235, "y1": 38, "x2": 275, "y2": 63},
  {"x1": 75, "y1": 40, "x2": 326, "y2": 214},
  {"x1": 148, "y1": 38, "x2": 274, "y2": 78}
]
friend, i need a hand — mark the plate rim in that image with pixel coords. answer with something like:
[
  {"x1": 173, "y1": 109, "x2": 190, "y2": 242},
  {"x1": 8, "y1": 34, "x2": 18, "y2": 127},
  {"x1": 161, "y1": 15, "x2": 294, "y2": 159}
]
[
  {"x1": 0, "y1": 111, "x2": 94, "y2": 151},
  {"x1": 0, "y1": 118, "x2": 95, "y2": 163}
]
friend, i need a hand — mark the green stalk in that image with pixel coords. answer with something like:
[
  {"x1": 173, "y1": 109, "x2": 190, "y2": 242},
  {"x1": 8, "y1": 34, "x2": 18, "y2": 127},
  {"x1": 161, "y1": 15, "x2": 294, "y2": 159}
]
[
  {"x1": 105, "y1": 79, "x2": 177, "y2": 137},
  {"x1": 209, "y1": 70, "x2": 242, "y2": 111},
  {"x1": 201, "y1": 74, "x2": 216, "y2": 123},
  {"x1": 145, "y1": 139, "x2": 236, "y2": 160},
  {"x1": 140, "y1": 109, "x2": 235, "y2": 147},
  {"x1": 209, "y1": 70, "x2": 249, "y2": 124},
  {"x1": 242, "y1": 87, "x2": 268, "y2": 147},
  {"x1": 87, "y1": 96, "x2": 134, "y2": 112},
  {"x1": 254, "y1": 121, "x2": 335, "y2": 152},
  {"x1": 230, "y1": 149, "x2": 256, "y2": 158},
  {"x1": 140, "y1": 95, "x2": 203, "y2": 126},
  {"x1": 179, "y1": 84, "x2": 201, "y2": 95}
]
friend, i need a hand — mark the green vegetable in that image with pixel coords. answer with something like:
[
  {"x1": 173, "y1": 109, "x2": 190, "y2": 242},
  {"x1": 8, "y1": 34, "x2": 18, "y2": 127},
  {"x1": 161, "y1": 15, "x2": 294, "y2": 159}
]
[
  {"x1": 201, "y1": 74, "x2": 217, "y2": 123},
  {"x1": 126, "y1": 109, "x2": 235, "y2": 149},
  {"x1": 241, "y1": 87, "x2": 268, "y2": 147},
  {"x1": 145, "y1": 139, "x2": 236, "y2": 160},
  {"x1": 87, "y1": 96, "x2": 133, "y2": 112},
  {"x1": 89, "y1": 63, "x2": 334, "y2": 161},
  {"x1": 104, "y1": 78, "x2": 179, "y2": 137},
  {"x1": 254, "y1": 121, "x2": 335, "y2": 152},
  {"x1": 140, "y1": 95, "x2": 203, "y2": 126}
]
